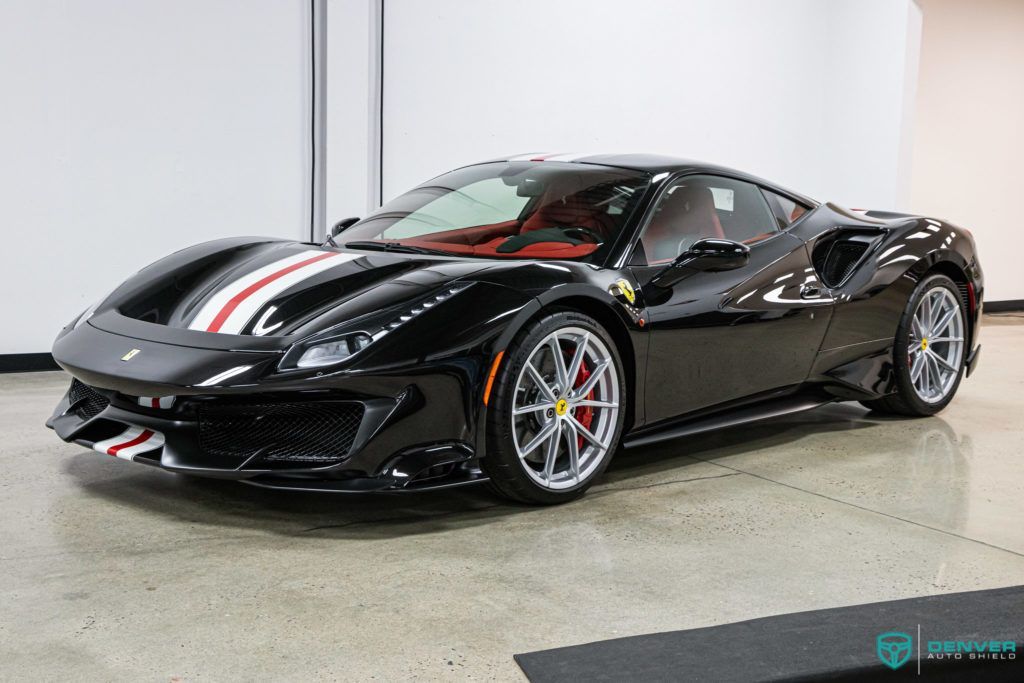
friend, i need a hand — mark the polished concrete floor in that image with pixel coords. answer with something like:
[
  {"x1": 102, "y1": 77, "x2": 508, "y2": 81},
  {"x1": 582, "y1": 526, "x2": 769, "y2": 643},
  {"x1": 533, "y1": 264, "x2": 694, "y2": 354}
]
[{"x1": 2, "y1": 316, "x2": 1023, "y2": 681}]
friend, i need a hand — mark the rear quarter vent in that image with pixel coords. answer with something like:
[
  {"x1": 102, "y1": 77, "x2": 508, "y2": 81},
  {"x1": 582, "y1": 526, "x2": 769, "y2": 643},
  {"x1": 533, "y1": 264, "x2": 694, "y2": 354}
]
[{"x1": 813, "y1": 231, "x2": 883, "y2": 288}]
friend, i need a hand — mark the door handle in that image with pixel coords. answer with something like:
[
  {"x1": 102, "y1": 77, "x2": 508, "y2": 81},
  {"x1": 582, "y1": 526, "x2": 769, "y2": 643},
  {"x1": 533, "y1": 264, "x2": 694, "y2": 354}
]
[{"x1": 800, "y1": 284, "x2": 821, "y2": 299}]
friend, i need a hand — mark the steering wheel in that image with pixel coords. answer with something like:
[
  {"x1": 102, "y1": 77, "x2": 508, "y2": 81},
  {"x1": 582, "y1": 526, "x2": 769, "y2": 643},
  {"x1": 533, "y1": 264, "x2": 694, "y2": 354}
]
[{"x1": 561, "y1": 226, "x2": 603, "y2": 244}]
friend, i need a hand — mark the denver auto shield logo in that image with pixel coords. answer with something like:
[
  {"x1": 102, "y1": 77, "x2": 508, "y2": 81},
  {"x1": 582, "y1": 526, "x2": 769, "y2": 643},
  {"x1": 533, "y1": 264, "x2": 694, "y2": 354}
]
[{"x1": 877, "y1": 631, "x2": 913, "y2": 670}]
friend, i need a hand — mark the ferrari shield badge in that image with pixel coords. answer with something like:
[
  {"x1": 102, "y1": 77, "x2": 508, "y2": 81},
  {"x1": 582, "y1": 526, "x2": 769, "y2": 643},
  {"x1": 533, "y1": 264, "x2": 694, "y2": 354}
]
[{"x1": 610, "y1": 278, "x2": 636, "y2": 304}]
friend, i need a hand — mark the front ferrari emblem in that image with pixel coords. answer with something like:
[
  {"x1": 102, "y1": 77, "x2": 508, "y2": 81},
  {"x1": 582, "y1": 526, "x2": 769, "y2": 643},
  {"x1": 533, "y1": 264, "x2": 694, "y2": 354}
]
[
  {"x1": 611, "y1": 278, "x2": 636, "y2": 304},
  {"x1": 555, "y1": 398, "x2": 568, "y2": 416},
  {"x1": 921, "y1": 338, "x2": 929, "y2": 351},
  {"x1": 121, "y1": 348, "x2": 141, "y2": 362}
]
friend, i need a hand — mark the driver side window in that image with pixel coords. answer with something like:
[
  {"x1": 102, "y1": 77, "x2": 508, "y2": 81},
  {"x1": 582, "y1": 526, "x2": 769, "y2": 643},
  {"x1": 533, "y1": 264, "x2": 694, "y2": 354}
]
[{"x1": 638, "y1": 175, "x2": 779, "y2": 264}]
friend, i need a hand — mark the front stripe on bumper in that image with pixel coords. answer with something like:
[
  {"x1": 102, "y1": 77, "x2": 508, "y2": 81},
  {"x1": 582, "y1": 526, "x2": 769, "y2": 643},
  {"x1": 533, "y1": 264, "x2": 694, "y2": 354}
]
[{"x1": 91, "y1": 426, "x2": 165, "y2": 461}]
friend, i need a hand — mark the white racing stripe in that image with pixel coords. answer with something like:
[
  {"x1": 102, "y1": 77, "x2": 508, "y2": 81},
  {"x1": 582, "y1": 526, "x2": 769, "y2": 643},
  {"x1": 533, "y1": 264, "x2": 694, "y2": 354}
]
[
  {"x1": 92, "y1": 426, "x2": 165, "y2": 461},
  {"x1": 137, "y1": 396, "x2": 175, "y2": 409},
  {"x1": 188, "y1": 250, "x2": 359, "y2": 334},
  {"x1": 507, "y1": 152, "x2": 603, "y2": 163}
]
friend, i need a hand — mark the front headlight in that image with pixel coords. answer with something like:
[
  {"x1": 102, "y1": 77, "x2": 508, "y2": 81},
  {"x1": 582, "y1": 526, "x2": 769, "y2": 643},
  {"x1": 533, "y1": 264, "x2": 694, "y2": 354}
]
[
  {"x1": 279, "y1": 282, "x2": 473, "y2": 371},
  {"x1": 296, "y1": 332, "x2": 373, "y2": 368}
]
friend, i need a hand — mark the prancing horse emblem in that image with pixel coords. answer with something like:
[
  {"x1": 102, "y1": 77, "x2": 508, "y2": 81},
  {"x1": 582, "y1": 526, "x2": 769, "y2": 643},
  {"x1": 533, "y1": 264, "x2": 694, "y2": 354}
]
[
  {"x1": 121, "y1": 349, "x2": 141, "y2": 362},
  {"x1": 611, "y1": 278, "x2": 636, "y2": 305}
]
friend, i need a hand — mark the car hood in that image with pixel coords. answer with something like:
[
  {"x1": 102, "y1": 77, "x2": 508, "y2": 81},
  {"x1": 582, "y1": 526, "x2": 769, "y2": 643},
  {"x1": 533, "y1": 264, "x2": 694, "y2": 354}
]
[{"x1": 84, "y1": 239, "x2": 506, "y2": 351}]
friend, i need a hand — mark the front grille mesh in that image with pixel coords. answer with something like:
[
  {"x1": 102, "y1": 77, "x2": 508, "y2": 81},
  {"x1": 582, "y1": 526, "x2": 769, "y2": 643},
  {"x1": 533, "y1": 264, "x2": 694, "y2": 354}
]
[
  {"x1": 68, "y1": 379, "x2": 110, "y2": 420},
  {"x1": 198, "y1": 401, "x2": 364, "y2": 464}
]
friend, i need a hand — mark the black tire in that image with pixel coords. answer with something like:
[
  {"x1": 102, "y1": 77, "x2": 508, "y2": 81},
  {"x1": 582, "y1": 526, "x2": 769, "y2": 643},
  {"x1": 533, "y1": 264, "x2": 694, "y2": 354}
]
[
  {"x1": 860, "y1": 273, "x2": 966, "y2": 417},
  {"x1": 483, "y1": 310, "x2": 627, "y2": 505}
]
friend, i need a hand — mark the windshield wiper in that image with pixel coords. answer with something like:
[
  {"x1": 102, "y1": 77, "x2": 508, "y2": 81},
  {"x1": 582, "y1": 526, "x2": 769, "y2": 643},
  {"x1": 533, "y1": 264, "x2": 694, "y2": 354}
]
[{"x1": 343, "y1": 241, "x2": 454, "y2": 257}]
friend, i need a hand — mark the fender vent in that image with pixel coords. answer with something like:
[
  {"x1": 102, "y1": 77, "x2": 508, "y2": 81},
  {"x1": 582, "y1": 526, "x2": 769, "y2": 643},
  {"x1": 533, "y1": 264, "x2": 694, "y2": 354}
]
[
  {"x1": 814, "y1": 232, "x2": 882, "y2": 288},
  {"x1": 822, "y1": 241, "x2": 868, "y2": 286}
]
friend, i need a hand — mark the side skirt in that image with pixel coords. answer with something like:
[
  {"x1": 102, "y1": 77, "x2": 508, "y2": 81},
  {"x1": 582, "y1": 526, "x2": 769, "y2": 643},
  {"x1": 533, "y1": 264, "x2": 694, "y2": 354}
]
[{"x1": 622, "y1": 390, "x2": 836, "y2": 449}]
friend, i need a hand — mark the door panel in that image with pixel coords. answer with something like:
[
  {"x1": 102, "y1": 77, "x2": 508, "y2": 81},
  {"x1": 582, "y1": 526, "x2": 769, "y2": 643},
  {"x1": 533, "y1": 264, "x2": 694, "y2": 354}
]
[{"x1": 634, "y1": 234, "x2": 833, "y2": 424}]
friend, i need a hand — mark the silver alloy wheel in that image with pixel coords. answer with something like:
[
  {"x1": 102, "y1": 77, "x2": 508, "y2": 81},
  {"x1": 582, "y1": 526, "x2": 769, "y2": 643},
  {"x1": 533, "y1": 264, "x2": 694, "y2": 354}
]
[
  {"x1": 511, "y1": 326, "x2": 620, "y2": 490},
  {"x1": 908, "y1": 287, "x2": 965, "y2": 404}
]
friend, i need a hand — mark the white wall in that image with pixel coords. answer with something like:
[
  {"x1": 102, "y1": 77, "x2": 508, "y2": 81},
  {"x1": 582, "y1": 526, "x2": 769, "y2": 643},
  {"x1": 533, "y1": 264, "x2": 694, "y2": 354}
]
[
  {"x1": 911, "y1": 0, "x2": 1023, "y2": 302},
  {"x1": 379, "y1": 0, "x2": 921, "y2": 211},
  {"x1": 0, "y1": 0, "x2": 312, "y2": 354},
  {"x1": 326, "y1": 0, "x2": 378, "y2": 222}
]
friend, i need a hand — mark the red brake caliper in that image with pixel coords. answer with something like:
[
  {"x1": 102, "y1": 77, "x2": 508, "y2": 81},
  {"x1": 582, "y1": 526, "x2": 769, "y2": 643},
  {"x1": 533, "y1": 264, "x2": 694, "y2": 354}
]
[{"x1": 573, "y1": 357, "x2": 594, "y2": 450}]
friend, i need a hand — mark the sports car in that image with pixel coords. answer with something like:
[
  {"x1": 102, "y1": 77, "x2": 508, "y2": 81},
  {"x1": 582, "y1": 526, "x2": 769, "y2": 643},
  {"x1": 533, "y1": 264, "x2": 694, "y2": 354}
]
[{"x1": 48, "y1": 153, "x2": 983, "y2": 504}]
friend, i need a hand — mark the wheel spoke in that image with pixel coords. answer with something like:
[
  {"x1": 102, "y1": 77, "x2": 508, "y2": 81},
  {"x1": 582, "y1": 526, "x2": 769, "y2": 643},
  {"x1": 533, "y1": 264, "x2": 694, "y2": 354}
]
[
  {"x1": 565, "y1": 422, "x2": 581, "y2": 483},
  {"x1": 519, "y1": 420, "x2": 557, "y2": 458},
  {"x1": 548, "y1": 338, "x2": 568, "y2": 390},
  {"x1": 910, "y1": 351, "x2": 925, "y2": 383},
  {"x1": 919, "y1": 353, "x2": 932, "y2": 395},
  {"x1": 569, "y1": 414, "x2": 607, "y2": 450},
  {"x1": 911, "y1": 316, "x2": 923, "y2": 341},
  {"x1": 543, "y1": 421, "x2": 562, "y2": 480},
  {"x1": 932, "y1": 307, "x2": 958, "y2": 337},
  {"x1": 572, "y1": 399, "x2": 617, "y2": 409},
  {"x1": 525, "y1": 362, "x2": 557, "y2": 402},
  {"x1": 573, "y1": 359, "x2": 610, "y2": 397},
  {"x1": 565, "y1": 333, "x2": 590, "y2": 388},
  {"x1": 929, "y1": 350, "x2": 957, "y2": 372},
  {"x1": 919, "y1": 296, "x2": 932, "y2": 334},
  {"x1": 929, "y1": 336, "x2": 963, "y2": 343},
  {"x1": 513, "y1": 402, "x2": 555, "y2": 416},
  {"x1": 925, "y1": 354, "x2": 941, "y2": 396}
]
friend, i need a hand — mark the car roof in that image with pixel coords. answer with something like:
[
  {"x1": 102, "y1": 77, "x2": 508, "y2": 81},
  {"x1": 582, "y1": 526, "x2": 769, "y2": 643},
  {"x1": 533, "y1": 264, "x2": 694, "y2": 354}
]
[{"x1": 477, "y1": 152, "x2": 819, "y2": 206}]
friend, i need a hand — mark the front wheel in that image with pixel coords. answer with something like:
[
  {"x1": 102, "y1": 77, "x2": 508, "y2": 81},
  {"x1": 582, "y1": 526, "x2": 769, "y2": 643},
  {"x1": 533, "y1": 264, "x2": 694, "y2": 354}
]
[
  {"x1": 861, "y1": 273, "x2": 967, "y2": 416},
  {"x1": 483, "y1": 311, "x2": 626, "y2": 504}
]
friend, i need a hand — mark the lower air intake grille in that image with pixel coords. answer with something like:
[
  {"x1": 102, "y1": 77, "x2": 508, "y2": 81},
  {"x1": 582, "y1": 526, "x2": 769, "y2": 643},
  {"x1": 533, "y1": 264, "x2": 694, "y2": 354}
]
[
  {"x1": 68, "y1": 379, "x2": 110, "y2": 420},
  {"x1": 197, "y1": 401, "x2": 364, "y2": 465}
]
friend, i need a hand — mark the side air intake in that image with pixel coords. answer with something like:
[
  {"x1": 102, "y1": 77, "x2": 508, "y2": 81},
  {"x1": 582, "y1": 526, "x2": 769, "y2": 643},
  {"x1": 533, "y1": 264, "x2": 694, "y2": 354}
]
[{"x1": 813, "y1": 232, "x2": 882, "y2": 288}]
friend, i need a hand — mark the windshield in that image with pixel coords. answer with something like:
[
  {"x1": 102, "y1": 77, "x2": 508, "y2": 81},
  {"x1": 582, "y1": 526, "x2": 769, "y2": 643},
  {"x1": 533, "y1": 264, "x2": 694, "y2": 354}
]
[{"x1": 342, "y1": 161, "x2": 651, "y2": 261}]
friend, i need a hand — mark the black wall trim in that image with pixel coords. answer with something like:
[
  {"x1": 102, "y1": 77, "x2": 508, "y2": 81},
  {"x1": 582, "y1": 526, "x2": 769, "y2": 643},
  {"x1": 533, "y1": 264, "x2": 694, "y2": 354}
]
[
  {"x1": 0, "y1": 353, "x2": 60, "y2": 373},
  {"x1": 986, "y1": 299, "x2": 1024, "y2": 312}
]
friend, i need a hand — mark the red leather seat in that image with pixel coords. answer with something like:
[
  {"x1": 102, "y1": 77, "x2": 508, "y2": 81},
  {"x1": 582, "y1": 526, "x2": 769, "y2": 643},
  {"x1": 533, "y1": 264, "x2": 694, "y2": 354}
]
[
  {"x1": 520, "y1": 187, "x2": 617, "y2": 238},
  {"x1": 641, "y1": 185, "x2": 724, "y2": 263}
]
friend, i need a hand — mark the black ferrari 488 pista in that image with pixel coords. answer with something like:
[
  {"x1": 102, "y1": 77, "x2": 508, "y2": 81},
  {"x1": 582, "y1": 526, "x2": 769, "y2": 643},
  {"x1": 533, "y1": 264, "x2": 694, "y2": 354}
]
[{"x1": 48, "y1": 153, "x2": 982, "y2": 503}]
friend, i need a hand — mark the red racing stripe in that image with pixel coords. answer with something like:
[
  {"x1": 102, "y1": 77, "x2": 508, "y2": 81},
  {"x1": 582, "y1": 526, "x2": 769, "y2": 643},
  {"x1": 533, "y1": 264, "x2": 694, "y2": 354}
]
[
  {"x1": 106, "y1": 429, "x2": 154, "y2": 456},
  {"x1": 205, "y1": 252, "x2": 339, "y2": 333}
]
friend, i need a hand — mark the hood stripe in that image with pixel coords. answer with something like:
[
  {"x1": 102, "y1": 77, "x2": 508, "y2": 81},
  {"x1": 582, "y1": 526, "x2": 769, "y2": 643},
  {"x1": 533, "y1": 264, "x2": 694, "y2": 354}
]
[{"x1": 188, "y1": 250, "x2": 358, "y2": 335}]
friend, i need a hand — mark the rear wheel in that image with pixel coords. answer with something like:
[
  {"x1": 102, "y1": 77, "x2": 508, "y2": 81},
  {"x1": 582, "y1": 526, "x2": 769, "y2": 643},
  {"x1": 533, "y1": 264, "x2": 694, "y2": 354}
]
[
  {"x1": 484, "y1": 311, "x2": 626, "y2": 504},
  {"x1": 861, "y1": 274, "x2": 966, "y2": 416}
]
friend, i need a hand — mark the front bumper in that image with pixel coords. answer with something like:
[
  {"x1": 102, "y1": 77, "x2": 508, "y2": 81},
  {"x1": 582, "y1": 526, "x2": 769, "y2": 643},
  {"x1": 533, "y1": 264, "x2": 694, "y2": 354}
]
[
  {"x1": 47, "y1": 321, "x2": 490, "y2": 492},
  {"x1": 47, "y1": 380, "x2": 485, "y2": 491}
]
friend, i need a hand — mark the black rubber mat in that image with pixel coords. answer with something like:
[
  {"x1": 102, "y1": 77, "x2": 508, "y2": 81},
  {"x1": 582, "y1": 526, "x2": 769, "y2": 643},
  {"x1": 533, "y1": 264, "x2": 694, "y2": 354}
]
[{"x1": 515, "y1": 585, "x2": 1024, "y2": 681}]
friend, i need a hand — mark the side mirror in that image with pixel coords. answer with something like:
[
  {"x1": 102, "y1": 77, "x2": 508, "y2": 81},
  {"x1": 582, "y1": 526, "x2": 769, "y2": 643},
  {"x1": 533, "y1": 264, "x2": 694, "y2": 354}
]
[
  {"x1": 331, "y1": 217, "x2": 360, "y2": 237},
  {"x1": 650, "y1": 238, "x2": 750, "y2": 288}
]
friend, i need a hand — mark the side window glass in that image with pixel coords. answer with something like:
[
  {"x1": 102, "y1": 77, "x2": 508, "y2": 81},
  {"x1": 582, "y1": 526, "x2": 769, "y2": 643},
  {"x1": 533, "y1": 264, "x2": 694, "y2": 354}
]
[
  {"x1": 762, "y1": 188, "x2": 810, "y2": 229},
  {"x1": 639, "y1": 175, "x2": 778, "y2": 264}
]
